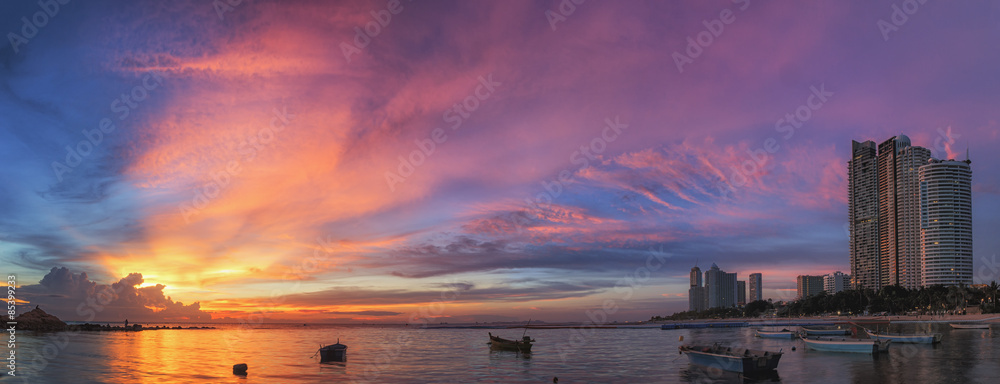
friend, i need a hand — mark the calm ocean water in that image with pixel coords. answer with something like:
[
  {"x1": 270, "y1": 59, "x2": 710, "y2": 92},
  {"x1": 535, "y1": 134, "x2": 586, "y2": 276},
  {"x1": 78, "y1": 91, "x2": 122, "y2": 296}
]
[{"x1": 4, "y1": 323, "x2": 999, "y2": 383}]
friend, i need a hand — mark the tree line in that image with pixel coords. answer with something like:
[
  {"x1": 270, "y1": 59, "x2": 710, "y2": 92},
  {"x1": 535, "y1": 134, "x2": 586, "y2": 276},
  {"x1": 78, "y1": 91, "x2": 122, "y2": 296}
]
[{"x1": 652, "y1": 281, "x2": 1000, "y2": 321}]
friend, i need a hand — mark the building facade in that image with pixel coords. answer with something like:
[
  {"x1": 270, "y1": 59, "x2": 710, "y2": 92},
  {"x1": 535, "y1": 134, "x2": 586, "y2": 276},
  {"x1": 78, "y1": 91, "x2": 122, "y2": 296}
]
[
  {"x1": 823, "y1": 271, "x2": 850, "y2": 294},
  {"x1": 688, "y1": 266, "x2": 706, "y2": 312},
  {"x1": 705, "y1": 264, "x2": 737, "y2": 309},
  {"x1": 850, "y1": 134, "x2": 967, "y2": 290},
  {"x1": 690, "y1": 265, "x2": 703, "y2": 287},
  {"x1": 797, "y1": 275, "x2": 824, "y2": 299},
  {"x1": 721, "y1": 271, "x2": 737, "y2": 308},
  {"x1": 849, "y1": 140, "x2": 880, "y2": 290},
  {"x1": 896, "y1": 145, "x2": 932, "y2": 289},
  {"x1": 748, "y1": 273, "x2": 763, "y2": 302},
  {"x1": 688, "y1": 286, "x2": 706, "y2": 312},
  {"x1": 877, "y1": 135, "x2": 931, "y2": 290},
  {"x1": 920, "y1": 158, "x2": 973, "y2": 286},
  {"x1": 737, "y1": 280, "x2": 747, "y2": 306}
]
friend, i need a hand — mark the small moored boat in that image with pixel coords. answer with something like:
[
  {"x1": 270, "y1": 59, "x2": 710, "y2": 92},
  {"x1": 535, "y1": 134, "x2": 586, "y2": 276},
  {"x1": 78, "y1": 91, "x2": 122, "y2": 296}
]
[
  {"x1": 802, "y1": 337, "x2": 890, "y2": 354},
  {"x1": 317, "y1": 339, "x2": 347, "y2": 362},
  {"x1": 801, "y1": 327, "x2": 850, "y2": 336},
  {"x1": 488, "y1": 332, "x2": 534, "y2": 353},
  {"x1": 949, "y1": 323, "x2": 990, "y2": 329},
  {"x1": 756, "y1": 329, "x2": 796, "y2": 339},
  {"x1": 678, "y1": 344, "x2": 782, "y2": 375},
  {"x1": 865, "y1": 329, "x2": 941, "y2": 344}
]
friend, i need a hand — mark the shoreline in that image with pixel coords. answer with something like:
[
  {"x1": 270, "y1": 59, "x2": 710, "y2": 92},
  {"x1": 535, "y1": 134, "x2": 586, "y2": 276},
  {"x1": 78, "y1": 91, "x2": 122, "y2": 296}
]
[{"x1": 654, "y1": 313, "x2": 1000, "y2": 325}]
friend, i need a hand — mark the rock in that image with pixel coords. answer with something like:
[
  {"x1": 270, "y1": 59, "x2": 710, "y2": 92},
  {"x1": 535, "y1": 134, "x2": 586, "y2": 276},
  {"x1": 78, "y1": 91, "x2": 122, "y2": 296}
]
[
  {"x1": 233, "y1": 363, "x2": 248, "y2": 375},
  {"x1": 13, "y1": 307, "x2": 67, "y2": 332},
  {"x1": 70, "y1": 323, "x2": 103, "y2": 331}
]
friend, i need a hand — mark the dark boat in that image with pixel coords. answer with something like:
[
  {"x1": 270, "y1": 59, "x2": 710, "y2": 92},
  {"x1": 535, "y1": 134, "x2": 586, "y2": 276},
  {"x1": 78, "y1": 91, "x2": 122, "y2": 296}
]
[
  {"x1": 488, "y1": 332, "x2": 534, "y2": 353},
  {"x1": 678, "y1": 344, "x2": 782, "y2": 375},
  {"x1": 317, "y1": 339, "x2": 348, "y2": 362}
]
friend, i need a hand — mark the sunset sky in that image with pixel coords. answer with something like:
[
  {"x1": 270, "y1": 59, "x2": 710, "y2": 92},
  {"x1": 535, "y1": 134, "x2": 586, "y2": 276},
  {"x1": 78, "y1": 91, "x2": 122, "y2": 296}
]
[{"x1": 2, "y1": 0, "x2": 999, "y2": 323}]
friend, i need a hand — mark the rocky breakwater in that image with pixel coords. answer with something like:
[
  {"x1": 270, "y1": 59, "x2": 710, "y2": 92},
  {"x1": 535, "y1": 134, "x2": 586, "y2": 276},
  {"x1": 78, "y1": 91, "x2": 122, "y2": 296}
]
[{"x1": 12, "y1": 307, "x2": 67, "y2": 332}]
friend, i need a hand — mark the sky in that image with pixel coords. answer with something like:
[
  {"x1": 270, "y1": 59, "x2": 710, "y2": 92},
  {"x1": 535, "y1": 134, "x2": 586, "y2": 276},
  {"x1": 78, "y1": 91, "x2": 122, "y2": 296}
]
[{"x1": 1, "y1": 0, "x2": 999, "y2": 323}]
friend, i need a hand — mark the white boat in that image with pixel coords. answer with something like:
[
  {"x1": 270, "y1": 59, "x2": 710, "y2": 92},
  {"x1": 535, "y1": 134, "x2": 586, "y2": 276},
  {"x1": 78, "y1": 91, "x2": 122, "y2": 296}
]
[
  {"x1": 801, "y1": 327, "x2": 850, "y2": 336},
  {"x1": 865, "y1": 329, "x2": 942, "y2": 344},
  {"x1": 756, "y1": 329, "x2": 796, "y2": 339},
  {"x1": 949, "y1": 323, "x2": 990, "y2": 329},
  {"x1": 801, "y1": 337, "x2": 891, "y2": 354},
  {"x1": 678, "y1": 344, "x2": 782, "y2": 375}
]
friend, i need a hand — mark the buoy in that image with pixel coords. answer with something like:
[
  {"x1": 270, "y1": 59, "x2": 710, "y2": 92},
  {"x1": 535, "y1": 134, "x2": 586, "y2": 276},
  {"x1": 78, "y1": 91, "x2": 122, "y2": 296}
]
[
  {"x1": 791, "y1": 346, "x2": 796, "y2": 351},
  {"x1": 553, "y1": 377, "x2": 558, "y2": 383},
  {"x1": 233, "y1": 363, "x2": 248, "y2": 375},
  {"x1": 679, "y1": 336, "x2": 684, "y2": 341}
]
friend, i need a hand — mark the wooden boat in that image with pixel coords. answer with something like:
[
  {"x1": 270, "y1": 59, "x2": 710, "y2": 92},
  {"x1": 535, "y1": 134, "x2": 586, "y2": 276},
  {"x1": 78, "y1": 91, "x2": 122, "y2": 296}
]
[
  {"x1": 801, "y1": 327, "x2": 850, "y2": 336},
  {"x1": 317, "y1": 339, "x2": 347, "y2": 362},
  {"x1": 802, "y1": 337, "x2": 890, "y2": 354},
  {"x1": 865, "y1": 329, "x2": 942, "y2": 344},
  {"x1": 949, "y1": 323, "x2": 990, "y2": 329},
  {"x1": 756, "y1": 329, "x2": 796, "y2": 339},
  {"x1": 488, "y1": 332, "x2": 534, "y2": 353},
  {"x1": 678, "y1": 344, "x2": 782, "y2": 375}
]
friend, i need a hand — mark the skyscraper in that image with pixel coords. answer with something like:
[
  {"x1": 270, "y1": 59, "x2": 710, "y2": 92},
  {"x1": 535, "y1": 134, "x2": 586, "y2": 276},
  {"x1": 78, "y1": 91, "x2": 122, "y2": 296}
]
[
  {"x1": 849, "y1": 140, "x2": 879, "y2": 290},
  {"x1": 920, "y1": 158, "x2": 973, "y2": 286},
  {"x1": 705, "y1": 264, "x2": 737, "y2": 309},
  {"x1": 690, "y1": 265, "x2": 703, "y2": 287},
  {"x1": 737, "y1": 280, "x2": 747, "y2": 306},
  {"x1": 852, "y1": 135, "x2": 942, "y2": 290},
  {"x1": 688, "y1": 265, "x2": 706, "y2": 312},
  {"x1": 877, "y1": 135, "x2": 931, "y2": 289},
  {"x1": 748, "y1": 273, "x2": 763, "y2": 302},
  {"x1": 797, "y1": 275, "x2": 824, "y2": 299}
]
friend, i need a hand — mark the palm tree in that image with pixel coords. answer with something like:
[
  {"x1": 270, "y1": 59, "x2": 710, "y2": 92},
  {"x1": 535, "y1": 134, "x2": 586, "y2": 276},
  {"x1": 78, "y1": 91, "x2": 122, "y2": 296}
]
[
  {"x1": 947, "y1": 284, "x2": 969, "y2": 312},
  {"x1": 989, "y1": 281, "x2": 999, "y2": 306},
  {"x1": 983, "y1": 281, "x2": 1000, "y2": 313}
]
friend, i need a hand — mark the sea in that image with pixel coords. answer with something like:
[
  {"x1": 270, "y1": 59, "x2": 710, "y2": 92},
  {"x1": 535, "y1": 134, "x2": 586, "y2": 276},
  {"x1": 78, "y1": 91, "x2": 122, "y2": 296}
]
[{"x1": 4, "y1": 322, "x2": 999, "y2": 383}]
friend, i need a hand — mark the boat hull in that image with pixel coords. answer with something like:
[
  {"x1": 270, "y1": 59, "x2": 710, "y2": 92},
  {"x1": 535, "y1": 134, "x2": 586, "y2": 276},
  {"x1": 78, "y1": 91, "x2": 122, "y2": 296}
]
[
  {"x1": 949, "y1": 323, "x2": 989, "y2": 329},
  {"x1": 756, "y1": 331, "x2": 796, "y2": 339},
  {"x1": 802, "y1": 327, "x2": 850, "y2": 336},
  {"x1": 488, "y1": 333, "x2": 533, "y2": 353},
  {"x1": 679, "y1": 346, "x2": 781, "y2": 375},
  {"x1": 489, "y1": 342, "x2": 533, "y2": 352},
  {"x1": 318, "y1": 345, "x2": 347, "y2": 362},
  {"x1": 802, "y1": 338, "x2": 889, "y2": 354},
  {"x1": 865, "y1": 330, "x2": 941, "y2": 344}
]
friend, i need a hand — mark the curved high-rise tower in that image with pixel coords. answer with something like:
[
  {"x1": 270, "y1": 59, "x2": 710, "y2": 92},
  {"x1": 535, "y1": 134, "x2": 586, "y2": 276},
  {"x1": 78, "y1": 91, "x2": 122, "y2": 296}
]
[
  {"x1": 688, "y1": 265, "x2": 705, "y2": 312},
  {"x1": 919, "y1": 158, "x2": 973, "y2": 286}
]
